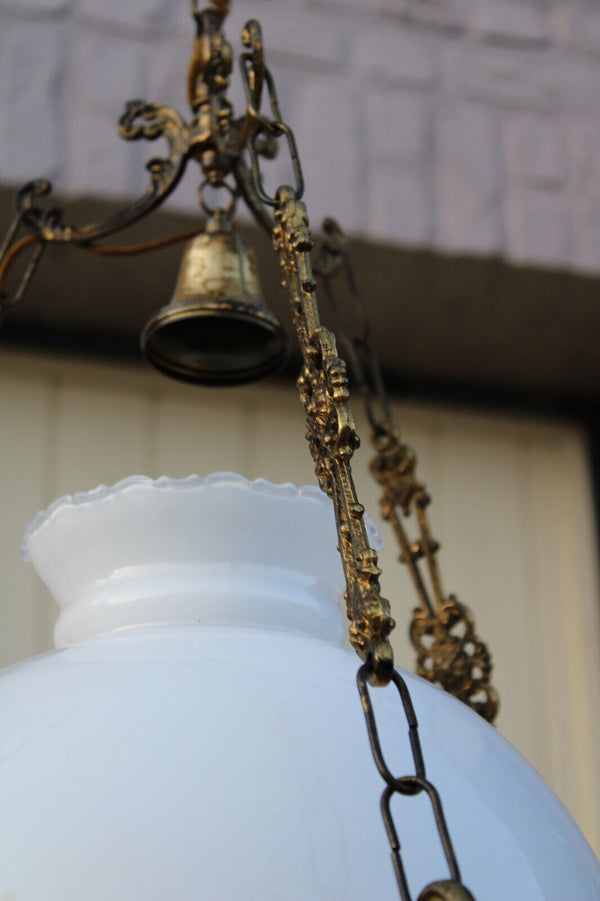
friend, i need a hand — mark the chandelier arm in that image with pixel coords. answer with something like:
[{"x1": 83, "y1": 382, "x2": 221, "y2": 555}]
[
  {"x1": 0, "y1": 201, "x2": 65, "y2": 312},
  {"x1": 31, "y1": 104, "x2": 190, "y2": 245},
  {"x1": 0, "y1": 194, "x2": 33, "y2": 261},
  {"x1": 0, "y1": 181, "x2": 54, "y2": 309},
  {"x1": 0, "y1": 235, "x2": 45, "y2": 313},
  {"x1": 0, "y1": 100, "x2": 195, "y2": 314}
]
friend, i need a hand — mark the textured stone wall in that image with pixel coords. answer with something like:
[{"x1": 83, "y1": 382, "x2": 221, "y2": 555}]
[{"x1": 2, "y1": 0, "x2": 600, "y2": 273}]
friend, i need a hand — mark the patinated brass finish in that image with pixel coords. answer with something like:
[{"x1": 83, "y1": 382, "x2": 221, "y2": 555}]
[
  {"x1": 371, "y1": 427, "x2": 499, "y2": 722},
  {"x1": 0, "y1": 7, "x2": 488, "y2": 896},
  {"x1": 312, "y1": 220, "x2": 498, "y2": 724},
  {"x1": 273, "y1": 187, "x2": 395, "y2": 685},
  {"x1": 142, "y1": 210, "x2": 287, "y2": 385},
  {"x1": 0, "y1": 6, "x2": 273, "y2": 249}
]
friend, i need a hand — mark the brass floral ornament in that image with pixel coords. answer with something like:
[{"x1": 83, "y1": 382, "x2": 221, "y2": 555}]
[
  {"x1": 312, "y1": 222, "x2": 498, "y2": 722},
  {"x1": 273, "y1": 187, "x2": 395, "y2": 681},
  {"x1": 371, "y1": 426, "x2": 498, "y2": 722}
]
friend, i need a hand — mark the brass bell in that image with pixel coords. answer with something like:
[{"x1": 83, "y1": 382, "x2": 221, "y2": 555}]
[{"x1": 141, "y1": 209, "x2": 288, "y2": 386}]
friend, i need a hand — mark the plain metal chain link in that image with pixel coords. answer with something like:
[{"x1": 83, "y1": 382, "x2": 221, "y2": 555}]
[
  {"x1": 238, "y1": 34, "x2": 304, "y2": 206},
  {"x1": 357, "y1": 663, "x2": 476, "y2": 901}
]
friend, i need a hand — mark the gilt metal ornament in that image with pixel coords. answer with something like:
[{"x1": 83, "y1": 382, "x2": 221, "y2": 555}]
[
  {"x1": 0, "y1": 4, "x2": 490, "y2": 896},
  {"x1": 372, "y1": 427, "x2": 498, "y2": 722}
]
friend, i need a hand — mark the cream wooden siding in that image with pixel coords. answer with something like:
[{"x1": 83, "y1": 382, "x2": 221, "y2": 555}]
[{"x1": 2, "y1": 349, "x2": 600, "y2": 858}]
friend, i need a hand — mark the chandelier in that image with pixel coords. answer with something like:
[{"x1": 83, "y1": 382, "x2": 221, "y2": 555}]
[{"x1": 1, "y1": 3, "x2": 598, "y2": 900}]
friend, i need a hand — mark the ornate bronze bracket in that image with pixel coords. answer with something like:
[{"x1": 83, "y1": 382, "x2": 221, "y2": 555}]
[{"x1": 0, "y1": 7, "x2": 274, "y2": 259}]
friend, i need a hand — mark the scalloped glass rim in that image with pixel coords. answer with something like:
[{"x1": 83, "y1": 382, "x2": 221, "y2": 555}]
[{"x1": 22, "y1": 472, "x2": 383, "y2": 561}]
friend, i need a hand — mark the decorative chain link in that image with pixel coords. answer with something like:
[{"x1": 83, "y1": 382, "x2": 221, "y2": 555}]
[
  {"x1": 238, "y1": 19, "x2": 481, "y2": 884},
  {"x1": 312, "y1": 220, "x2": 499, "y2": 724},
  {"x1": 240, "y1": 50, "x2": 304, "y2": 205},
  {"x1": 271, "y1": 182, "x2": 477, "y2": 899},
  {"x1": 0, "y1": 12, "x2": 482, "y2": 897},
  {"x1": 273, "y1": 186, "x2": 394, "y2": 685}
]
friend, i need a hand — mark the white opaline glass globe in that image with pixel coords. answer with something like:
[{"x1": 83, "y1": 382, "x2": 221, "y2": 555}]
[{"x1": 1, "y1": 472, "x2": 599, "y2": 900}]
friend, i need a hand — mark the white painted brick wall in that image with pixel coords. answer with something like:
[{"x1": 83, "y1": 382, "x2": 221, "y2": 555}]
[
  {"x1": 437, "y1": 100, "x2": 503, "y2": 253},
  {"x1": 3, "y1": 0, "x2": 600, "y2": 274},
  {"x1": 469, "y1": 0, "x2": 551, "y2": 47}
]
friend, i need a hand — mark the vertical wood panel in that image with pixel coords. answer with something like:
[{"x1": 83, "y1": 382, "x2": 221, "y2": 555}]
[
  {"x1": 0, "y1": 373, "x2": 54, "y2": 665},
  {"x1": 527, "y1": 439, "x2": 571, "y2": 789},
  {"x1": 153, "y1": 384, "x2": 250, "y2": 479},
  {"x1": 566, "y1": 439, "x2": 600, "y2": 853},
  {"x1": 437, "y1": 428, "x2": 542, "y2": 764},
  {"x1": 559, "y1": 438, "x2": 600, "y2": 852},
  {"x1": 250, "y1": 385, "x2": 319, "y2": 487},
  {"x1": 528, "y1": 431, "x2": 600, "y2": 853},
  {"x1": 53, "y1": 380, "x2": 154, "y2": 497}
]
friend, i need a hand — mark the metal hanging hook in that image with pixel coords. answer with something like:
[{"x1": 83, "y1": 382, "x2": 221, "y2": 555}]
[{"x1": 198, "y1": 178, "x2": 237, "y2": 218}]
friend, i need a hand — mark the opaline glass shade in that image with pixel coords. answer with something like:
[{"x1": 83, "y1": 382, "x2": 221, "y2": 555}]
[{"x1": 1, "y1": 473, "x2": 599, "y2": 900}]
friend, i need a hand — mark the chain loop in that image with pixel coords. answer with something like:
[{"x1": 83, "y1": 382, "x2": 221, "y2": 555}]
[
  {"x1": 357, "y1": 664, "x2": 476, "y2": 901},
  {"x1": 249, "y1": 121, "x2": 304, "y2": 206},
  {"x1": 198, "y1": 177, "x2": 237, "y2": 217},
  {"x1": 240, "y1": 53, "x2": 304, "y2": 204}
]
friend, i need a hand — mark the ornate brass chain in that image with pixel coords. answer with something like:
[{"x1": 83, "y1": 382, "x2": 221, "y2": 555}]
[
  {"x1": 312, "y1": 224, "x2": 499, "y2": 724},
  {"x1": 272, "y1": 186, "x2": 394, "y2": 684},
  {"x1": 0, "y1": 7, "x2": 481, "y2": 896},
  {"x1": 269, "y1": 183, "x2": 477, "y2": 898},
  {"x1": 371, "y1": 428, "x2": 499, "y2": 722}
]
